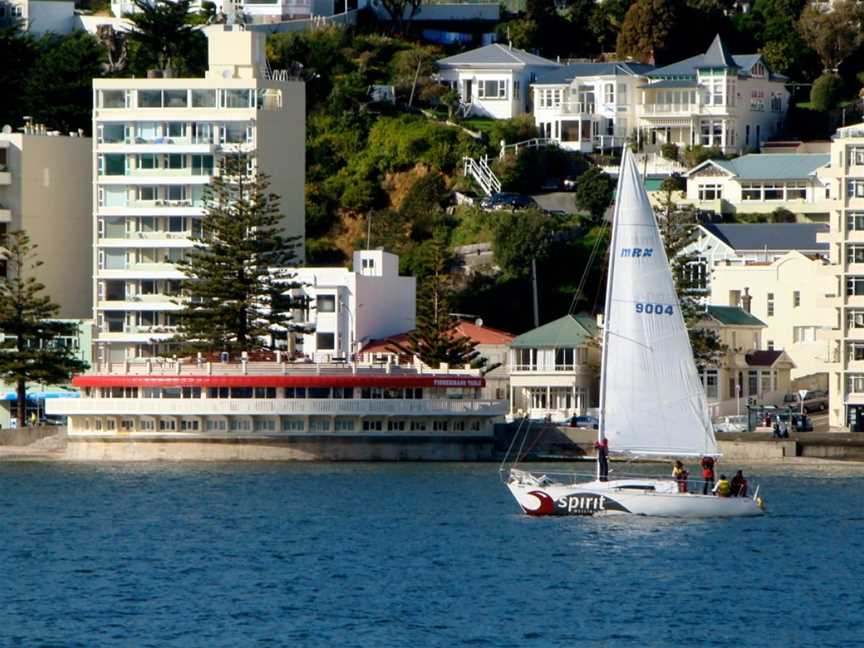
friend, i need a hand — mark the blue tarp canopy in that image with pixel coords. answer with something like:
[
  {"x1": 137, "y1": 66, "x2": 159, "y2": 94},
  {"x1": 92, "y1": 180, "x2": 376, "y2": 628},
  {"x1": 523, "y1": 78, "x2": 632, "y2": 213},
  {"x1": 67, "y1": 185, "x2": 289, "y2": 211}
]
[{"x1": 1, "y1": 391, "x2": 80, "y2": 401}]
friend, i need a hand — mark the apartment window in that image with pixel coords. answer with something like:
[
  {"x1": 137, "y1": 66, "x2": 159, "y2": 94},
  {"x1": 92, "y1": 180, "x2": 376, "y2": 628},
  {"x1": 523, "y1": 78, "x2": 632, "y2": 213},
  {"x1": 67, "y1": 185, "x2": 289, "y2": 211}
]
[
  {"x1": 139, "y1": 154, "x2": 156, "y2": 170},
  {"x1": 101, "y1": 123, "x2": 125, "y2": 143},
  {"x1": 767, "y1": 340, "x2": 774, "y2": 351},
  {"x1": 554, "y1": 348, "x2": 574, "y2": 370},
  {"x1": 847, "y1": 180, "x2": 864, "y2": 198},
  {"x1": 387, "y1": 420, "x2": 405, "y2": 432},
  {"x1": 478, "y1": 80, "x2": 506, "y2": 99},
  {"x1": 166, "y1": 122, "x2": 185, "y2": 138},
  {"x1": 848, "y1": 245, "x2": 864, "y2": 263},
  {"x1": 760, "y1": 371, "x2": 772, "y2": 394},
  {"x1": 165, "y1": 280, "x2": 182, "y2": 296},
  {"x1": 317, "y1": 294, "x2": 336, "y2": 313},
  {"x1": 316, "y1": 332, "x2": 335, "y2": 350},
  {"x1": 103, "y1": 154, "x2": 125, "y2": 176},
  {"x1": 191, "y1": 89, "x2": 217, "y2": 107},
  {"x1": 163, "y1": 90, "x2": 188, "y2": 108},
  {"x1": 167, "y1": 154, "x2": 184, "y2": 169},
  {"x1": 848, "y1": 375, "x2": 864, "y2": 393},
  {"x1": 848, "y1": 342, "x2": 864, "y2": 361},
  {"x1": 848, "y1": 276, "x2": 864, "y2": 296},
  {"x1": 285, "y1": 387, "x2": 306, "y2": 398},
  {"x1": 223, "y1": 89, "x2": 253, "y2": 108},
  {"x1": 848, "y1": 310, "x2": 864, "y2": 329},
  {"x1": 362, "y1": 419, "x2": 383, "y2": 431},
  {"x1": 432, "y1": 420, "x2": 449, "y2": 432},
  {"x1": 793, "y1": 291, "x2": 801, "y2": 308},
  {"x1": 104, "y1": 312, "x2": 125, "y2": 333},
  {"x1": 168, "y1": 216, "x2": 185, "y2": 232},
  {"x1": 191, "y1": 155, "x2": 213, "y2": 176},
  {"x1": 230, "y1": 387, "x2": 253, "y2": 398},
  {"x1": 166, "y1": 185, "x2": 185, "y2": 201},
  {"x1": 748, "y1": 370, "x2": 759, "y2": 396},
  {"x1": 793, "y1": 326, "x2": 817, "y2": 343},
  {"x1": 138, "y1": 90, "x2": 162, "y2": 108},
  {"x1": 282, "y1": 418, "x2": 305, "y2": 432},
  {"x1": 253, "y1": 418, "x2": 275, "y2": 432},
  {"x1": 767, "y1": 293, "x2": 774, "y2": 317},
  {"x1": 138, "y1": 186, "x2": 156, "y2": 202},
  {"x1": 698, "y1": 184, "x2": 722, "y2": 201},
  {"x1": 100, "y1": 90, "x2": 127, "y2": 108},
  {"x1": 334, "y1": 418, "x2": 355, "y2": 432},
  {"x1": 105, "y1": 280, "x2": 125, "y2": 301},
  {"x1": 513, "y1": 81, "x2": 520, "y2": 100},
  {"x1": 848, "y1": 213, "x2": 864, "y2": 231},
  {"x1": 617, "y1": 83, "x2": 627, "y2": 105},
  {"x1": 254, "y1": 387, "x2": 277, "y2": 399},
  {"x1": 332, "y1": 387, "x2": 354, "y2": 399}
]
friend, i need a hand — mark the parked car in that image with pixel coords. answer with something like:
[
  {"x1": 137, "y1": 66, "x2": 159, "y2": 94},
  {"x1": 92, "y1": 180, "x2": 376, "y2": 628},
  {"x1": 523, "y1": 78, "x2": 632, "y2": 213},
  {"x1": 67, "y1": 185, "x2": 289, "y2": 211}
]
[
  {"x1": 562, "y1": 177, "x2": 578, "y2": 191},
  {"x1": 569, "y1": 415, "x2": 599, "y2": 429},
  {"x1": 479, "y1": 192, "x2": 537, "y2": 211},
  {"x1": 782, "y1": 390, "x2": 828, "y2": 413}
]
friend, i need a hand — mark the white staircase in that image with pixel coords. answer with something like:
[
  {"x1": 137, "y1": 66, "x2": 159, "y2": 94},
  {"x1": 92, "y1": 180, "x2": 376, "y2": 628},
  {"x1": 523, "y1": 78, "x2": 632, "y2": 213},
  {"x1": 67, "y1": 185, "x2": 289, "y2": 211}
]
[{"x1": 463, "y1": 155, "x2": 501, "y2": 196}]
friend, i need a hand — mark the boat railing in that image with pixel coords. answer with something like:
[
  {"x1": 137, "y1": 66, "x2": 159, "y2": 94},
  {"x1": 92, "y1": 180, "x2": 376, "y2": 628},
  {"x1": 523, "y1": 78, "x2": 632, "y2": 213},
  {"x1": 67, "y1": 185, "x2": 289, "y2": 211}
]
[{"x1": 505, "y1": 467, "x2": 756, "y2": 496}]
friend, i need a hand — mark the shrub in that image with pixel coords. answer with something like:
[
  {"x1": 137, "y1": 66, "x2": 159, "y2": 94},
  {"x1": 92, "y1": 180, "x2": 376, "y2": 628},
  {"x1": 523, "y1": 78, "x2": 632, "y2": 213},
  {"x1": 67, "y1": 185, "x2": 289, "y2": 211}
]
[
  {"x1": 661, "y1": 143, "x2": 679, "y2": 161},
  {"x1": 575, "y1": 167, "x2": 615, "y2": 222},
  {"x1": 810, "y1": 73, "x2": 844, "y2": 112},
  {"x1": 683, "y1": 145, "x2": 724, "y2": 169}
]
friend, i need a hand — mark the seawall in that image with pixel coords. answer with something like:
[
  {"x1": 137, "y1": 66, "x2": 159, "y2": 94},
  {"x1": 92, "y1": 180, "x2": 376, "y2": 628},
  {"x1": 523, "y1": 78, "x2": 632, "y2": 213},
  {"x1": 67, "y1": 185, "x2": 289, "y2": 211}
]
[{"x1": 64, "y1": 435, "x2": 493, "y2": 461}]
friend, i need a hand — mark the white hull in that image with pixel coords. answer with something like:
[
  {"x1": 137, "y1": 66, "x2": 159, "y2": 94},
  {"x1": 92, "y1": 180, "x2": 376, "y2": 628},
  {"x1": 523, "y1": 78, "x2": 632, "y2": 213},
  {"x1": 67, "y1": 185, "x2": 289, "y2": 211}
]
[{"x1": 507, "y1": 470, "x2": 765, "y2": 518}]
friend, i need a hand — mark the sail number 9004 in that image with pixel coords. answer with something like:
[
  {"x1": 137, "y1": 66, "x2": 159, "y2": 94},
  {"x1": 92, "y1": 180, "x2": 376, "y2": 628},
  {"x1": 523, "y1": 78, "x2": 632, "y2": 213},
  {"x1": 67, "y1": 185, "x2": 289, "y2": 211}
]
[{"x1": 635, "y1": 303, "x2": 674, "y2": 315}]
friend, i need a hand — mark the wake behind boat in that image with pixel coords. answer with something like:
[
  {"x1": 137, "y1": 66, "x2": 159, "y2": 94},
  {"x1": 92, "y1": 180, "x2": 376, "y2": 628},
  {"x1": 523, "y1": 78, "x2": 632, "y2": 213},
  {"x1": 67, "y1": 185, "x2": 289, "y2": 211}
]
[{"x1": 503, "y1": 150, "x2": 765, "y2": 518}]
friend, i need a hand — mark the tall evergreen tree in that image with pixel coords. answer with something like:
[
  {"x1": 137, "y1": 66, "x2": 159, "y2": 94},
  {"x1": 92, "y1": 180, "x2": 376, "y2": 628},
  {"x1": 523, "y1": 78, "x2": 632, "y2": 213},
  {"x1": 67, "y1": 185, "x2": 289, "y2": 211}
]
[
  {"x1": 0, "y1": 231, "x2": 88, "y2": 426},
  {"x1": 127, "y1": 0, "x2": 203, "y2": 74},
  {"x1": 389, "y1": 232, "x2": 478, "y2": 368},
  {"x1": 656, "y1": 177, "x2": 726, "y2": 367},
  {"x1": 173, "y1": 156, "x2": 302, "y2": 354}
]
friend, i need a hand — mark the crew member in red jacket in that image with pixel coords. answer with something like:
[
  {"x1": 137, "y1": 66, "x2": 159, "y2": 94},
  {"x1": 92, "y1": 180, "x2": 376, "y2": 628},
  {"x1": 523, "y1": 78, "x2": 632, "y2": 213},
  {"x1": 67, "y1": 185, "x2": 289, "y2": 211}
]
[{"x1": 700, "y1": 456, "x2": 716, "y2": 495}]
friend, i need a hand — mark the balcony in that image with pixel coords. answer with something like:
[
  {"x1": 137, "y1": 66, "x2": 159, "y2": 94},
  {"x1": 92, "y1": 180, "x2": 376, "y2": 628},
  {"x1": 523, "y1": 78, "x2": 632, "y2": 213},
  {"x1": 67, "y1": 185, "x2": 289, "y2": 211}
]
[
  {"x1": 641, "y1": 103, "x2": 704, "y2": 116},
  {"x1": 47, "y1": 397, "x2": 509, "y2": 418}
]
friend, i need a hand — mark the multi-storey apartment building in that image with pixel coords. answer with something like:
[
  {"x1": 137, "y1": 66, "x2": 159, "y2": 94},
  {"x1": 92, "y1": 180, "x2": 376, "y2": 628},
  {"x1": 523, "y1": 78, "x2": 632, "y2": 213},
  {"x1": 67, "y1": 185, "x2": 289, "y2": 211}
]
[
  {"x1": 91, "y1": 25, "x2": 304, "y2": 364},
  {"x1": 0, "y1": 0, "x2": 75, "y2": 34},
  {"x1": 818, "y1": 123, "x2": 864, "y2": 430},
  {"x1": 1, "y1": 128, "x2": 92, "y2": 319}
]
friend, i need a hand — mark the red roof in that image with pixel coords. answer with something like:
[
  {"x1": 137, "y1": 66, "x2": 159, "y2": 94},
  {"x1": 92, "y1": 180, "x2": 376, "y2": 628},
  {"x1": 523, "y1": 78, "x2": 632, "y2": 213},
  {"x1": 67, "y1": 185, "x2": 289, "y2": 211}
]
[{"x1": 360, "y1": 321, "x2": 515, "y2": 354}]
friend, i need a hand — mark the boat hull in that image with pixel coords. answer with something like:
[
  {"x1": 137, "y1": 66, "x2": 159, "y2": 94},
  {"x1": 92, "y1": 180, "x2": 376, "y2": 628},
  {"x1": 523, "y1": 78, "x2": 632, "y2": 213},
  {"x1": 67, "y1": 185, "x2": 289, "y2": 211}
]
[{"x1": 507, "y1": 474, "x2": 765, "y2": 518}]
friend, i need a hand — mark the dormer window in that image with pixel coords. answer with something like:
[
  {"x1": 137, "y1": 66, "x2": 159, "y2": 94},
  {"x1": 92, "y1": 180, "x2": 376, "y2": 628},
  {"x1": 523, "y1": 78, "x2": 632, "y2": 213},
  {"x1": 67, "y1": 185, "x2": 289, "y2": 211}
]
[{"x1": 751, "y1": 62, "x2": 765, "y2": 78}]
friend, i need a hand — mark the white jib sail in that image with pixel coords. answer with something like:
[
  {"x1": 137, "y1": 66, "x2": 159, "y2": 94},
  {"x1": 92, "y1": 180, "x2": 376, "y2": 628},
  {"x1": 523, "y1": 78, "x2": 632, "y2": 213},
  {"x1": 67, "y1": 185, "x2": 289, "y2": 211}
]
[{"x1": 598, "y1": 151, "x2": 719, "y2": 457}]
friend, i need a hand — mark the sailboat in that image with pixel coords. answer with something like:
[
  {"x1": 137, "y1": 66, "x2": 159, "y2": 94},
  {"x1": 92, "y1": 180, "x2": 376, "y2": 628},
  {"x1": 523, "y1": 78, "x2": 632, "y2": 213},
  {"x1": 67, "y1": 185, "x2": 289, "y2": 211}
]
[{"x1": 505, "y1": 150, "x2": 765, "y2": 518}]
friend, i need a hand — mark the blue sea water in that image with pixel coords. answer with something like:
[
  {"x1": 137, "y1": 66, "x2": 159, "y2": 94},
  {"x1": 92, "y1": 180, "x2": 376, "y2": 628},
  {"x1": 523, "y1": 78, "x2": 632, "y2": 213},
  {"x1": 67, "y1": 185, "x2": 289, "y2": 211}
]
[{"x1": 1, "y1": 462, "x2": 863, "y2": 648}]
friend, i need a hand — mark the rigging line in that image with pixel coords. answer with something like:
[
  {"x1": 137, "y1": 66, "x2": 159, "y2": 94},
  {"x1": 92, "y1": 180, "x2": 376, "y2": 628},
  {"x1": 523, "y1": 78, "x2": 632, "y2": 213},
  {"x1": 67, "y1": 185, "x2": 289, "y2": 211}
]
[{"x1": 498, "y1": 412, "x2": 528, "y2": 473}]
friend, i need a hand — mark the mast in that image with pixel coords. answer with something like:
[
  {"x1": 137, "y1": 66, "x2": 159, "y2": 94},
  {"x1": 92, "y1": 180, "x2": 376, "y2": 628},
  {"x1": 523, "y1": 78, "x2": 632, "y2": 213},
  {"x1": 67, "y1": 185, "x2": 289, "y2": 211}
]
[{"x1": 596, "y1": 152, "x2": 628, "y2": 469}]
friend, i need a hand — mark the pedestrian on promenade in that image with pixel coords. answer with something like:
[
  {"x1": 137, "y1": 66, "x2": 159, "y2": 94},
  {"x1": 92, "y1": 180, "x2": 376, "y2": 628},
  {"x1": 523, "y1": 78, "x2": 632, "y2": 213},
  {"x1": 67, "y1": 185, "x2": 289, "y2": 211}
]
[
  {"x1": 595, "y1": 438, "x2": 609, "y2": 482},
  {"x1": 700, "y1": 455, "x2": 716, "y2": 495},
  {"x1": 672, "y1": 460, "x2": 689, "y2": 493}
]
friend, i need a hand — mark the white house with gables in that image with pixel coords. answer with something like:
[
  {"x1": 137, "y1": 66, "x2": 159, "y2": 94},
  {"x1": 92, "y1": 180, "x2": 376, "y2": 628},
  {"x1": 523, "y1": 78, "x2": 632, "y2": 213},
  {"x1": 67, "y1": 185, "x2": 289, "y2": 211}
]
[
  {"x1": 435, "y1": 43, "x2": 560, "y2": 119},
  {"x1": 683, "y1": 153, "x2": 832, "y2": 218},
  {"x1": 638, "y1": 35, "x2": 790, "y2": 153},
  {"x1": 531, "y1": 62, "x2": 655, "y2": 153}
]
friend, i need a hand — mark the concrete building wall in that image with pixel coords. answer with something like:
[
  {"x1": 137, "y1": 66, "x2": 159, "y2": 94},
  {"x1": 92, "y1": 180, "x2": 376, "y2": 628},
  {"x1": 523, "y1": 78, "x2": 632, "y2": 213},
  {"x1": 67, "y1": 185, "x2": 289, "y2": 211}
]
[
  {"x1": 0, "y1": 132, "x2": 92, "y2": 319},
  {"x1": 710, "y1": 252, "x2": 834, "y2": 379}
]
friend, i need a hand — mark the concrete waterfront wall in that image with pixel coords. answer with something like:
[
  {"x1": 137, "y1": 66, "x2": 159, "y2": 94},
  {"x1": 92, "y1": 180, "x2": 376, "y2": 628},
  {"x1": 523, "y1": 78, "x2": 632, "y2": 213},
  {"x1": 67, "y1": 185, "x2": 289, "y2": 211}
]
[
  {"x1": 717, "y1": 440, "x2": 797, "y2": 461},
  {"x1": 0, "y1": 426, "x2": 63, "y2": 446},
  {"x1": 64, "y1": 435, "x2": 493, "y2": 461}
]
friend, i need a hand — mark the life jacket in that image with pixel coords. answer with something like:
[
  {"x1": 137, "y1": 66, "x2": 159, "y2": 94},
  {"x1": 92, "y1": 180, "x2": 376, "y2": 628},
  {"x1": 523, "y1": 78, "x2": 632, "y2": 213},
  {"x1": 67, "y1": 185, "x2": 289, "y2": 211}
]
[
  {"x1": 716, "y1": 479, "x2": 731, "y2": 497},
  {"x1": 701, "y1": 457, "x2": 715, "y2": 478}
]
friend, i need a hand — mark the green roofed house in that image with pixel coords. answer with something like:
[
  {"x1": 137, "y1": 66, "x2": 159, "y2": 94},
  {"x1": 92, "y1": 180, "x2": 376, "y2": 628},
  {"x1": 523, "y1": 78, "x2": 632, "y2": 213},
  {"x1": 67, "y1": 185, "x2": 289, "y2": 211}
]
[
  {"x1": 694, "y1": 304, "x2": 794, "y2": 413},
  {"x1": 683, "y1": 153, "x2": 831, "y2": 219},
  {"x1": 508, "y1": 313, "x2": 600, "y2": 421}
]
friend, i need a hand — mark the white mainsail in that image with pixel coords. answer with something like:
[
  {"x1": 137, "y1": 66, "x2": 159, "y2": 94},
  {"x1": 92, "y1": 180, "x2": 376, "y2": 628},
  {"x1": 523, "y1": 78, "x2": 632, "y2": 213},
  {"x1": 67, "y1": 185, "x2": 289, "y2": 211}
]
[{"x1": 598, "y1": 151, "x2": 718, "y2": 457}]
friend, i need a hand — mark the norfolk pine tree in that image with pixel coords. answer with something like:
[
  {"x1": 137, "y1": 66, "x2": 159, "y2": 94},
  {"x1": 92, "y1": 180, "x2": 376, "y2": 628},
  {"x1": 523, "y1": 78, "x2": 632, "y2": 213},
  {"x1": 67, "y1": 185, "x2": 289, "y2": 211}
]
[
  {"x1": 0, "y1": 231, "x2": 88, "y2": 426},
  {"x1": 656, "y1": 176, "x2": 726, "y2": 367},
  {"x1": 173, "y1": 156, "x2": 302, "y2": 354},
  {"x1": 389, "y1": 231, "x2": 478, "y2": 368}
]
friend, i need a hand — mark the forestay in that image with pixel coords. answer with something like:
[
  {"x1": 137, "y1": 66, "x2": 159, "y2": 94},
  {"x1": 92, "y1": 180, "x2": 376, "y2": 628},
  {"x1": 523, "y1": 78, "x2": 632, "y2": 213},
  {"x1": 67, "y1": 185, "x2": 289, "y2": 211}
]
[{"x1": 598, "y1": 151, "x2": 718, "y2": 457}]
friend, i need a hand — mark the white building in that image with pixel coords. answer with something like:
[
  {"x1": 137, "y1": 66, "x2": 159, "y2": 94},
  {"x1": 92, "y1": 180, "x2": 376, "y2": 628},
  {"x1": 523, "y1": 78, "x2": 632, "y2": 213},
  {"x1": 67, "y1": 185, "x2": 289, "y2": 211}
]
[
  {"x1": 531, "y1": 62, "x2": 655, "y2": 153},
  {"x1": 1, "y1": 127, "x2": 92, "y2": 319},
  {"x1": 639, "y1": 35, "x2": 789, "y2": 154},
  {"x1": 710, "y1": 252, "x2": 834, "y2": 380},
  {"x1": 0, "y1": 0, "x2": 75, "y2": 34},
  {"x1": 680, "y1": 222, "x2": 829, "y2": 292},
  {"x1": 508, "y1": 313, "x2": 600, "y2": 421},
  {"x1": 291, "y1": 250, "x2": 416, "y2": 362},
  {"x1": 91, "y1": 25, "x2": 305, "y2": 364},
  {"x1": 816, "y1": 122, "x2": 864, "y2": 430},
  {"x1": 111, "y1": 0, "x2": 331, "y2": 23},
  {"x1": 436, "y1": 43, "x2": 560, "y2": 120},
  {"x1": 684, "y1": 153, "x2": 831, "y2": 218}
]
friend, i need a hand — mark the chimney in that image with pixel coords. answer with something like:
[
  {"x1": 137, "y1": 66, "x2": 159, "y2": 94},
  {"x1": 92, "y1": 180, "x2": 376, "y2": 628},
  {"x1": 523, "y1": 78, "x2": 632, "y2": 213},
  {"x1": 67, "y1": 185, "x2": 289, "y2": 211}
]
[{"x1": 741, "y1": 288, "x2": 752, "y2": 313}]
